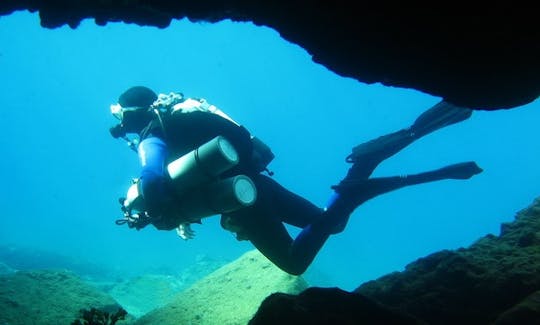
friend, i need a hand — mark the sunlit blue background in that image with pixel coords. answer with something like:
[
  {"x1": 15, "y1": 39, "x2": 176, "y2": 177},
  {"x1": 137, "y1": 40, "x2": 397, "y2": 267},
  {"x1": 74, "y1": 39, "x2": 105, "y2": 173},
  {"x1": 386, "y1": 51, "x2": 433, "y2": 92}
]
[{"x1": 0, "y1": 11, "x2": 538, "y2": 290}]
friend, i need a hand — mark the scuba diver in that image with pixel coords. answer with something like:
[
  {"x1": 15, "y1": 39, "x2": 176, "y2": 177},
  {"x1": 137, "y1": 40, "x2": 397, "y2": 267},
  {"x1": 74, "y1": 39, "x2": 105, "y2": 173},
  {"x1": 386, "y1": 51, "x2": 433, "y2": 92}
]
[{"x1": 110, "y1": 86, "x2": 483, "y2": 275}]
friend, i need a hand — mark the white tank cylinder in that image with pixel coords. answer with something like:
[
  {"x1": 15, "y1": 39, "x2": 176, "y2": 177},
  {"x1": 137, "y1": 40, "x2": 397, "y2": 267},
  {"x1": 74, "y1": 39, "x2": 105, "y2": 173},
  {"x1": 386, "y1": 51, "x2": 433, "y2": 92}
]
[
  {"x1": 206, "y1": 175, "x2": 257, "y2": 212},
  {"x1": 175, "y1": 175, "x2": 257, "y2": 221},
  {"x1": 167, "y1": 136, "x2": 239, "y2": 195}
]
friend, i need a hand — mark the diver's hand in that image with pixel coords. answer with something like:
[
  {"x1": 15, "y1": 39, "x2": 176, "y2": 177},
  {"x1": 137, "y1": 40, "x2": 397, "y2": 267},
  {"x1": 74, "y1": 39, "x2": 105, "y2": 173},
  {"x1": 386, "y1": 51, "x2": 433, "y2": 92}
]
[
  {"x1": 150, "y1": 214, "x2": 179, "y2": 231},
  {"x1": 177, "y1": 223, "x2": 196, "y2": 240}
]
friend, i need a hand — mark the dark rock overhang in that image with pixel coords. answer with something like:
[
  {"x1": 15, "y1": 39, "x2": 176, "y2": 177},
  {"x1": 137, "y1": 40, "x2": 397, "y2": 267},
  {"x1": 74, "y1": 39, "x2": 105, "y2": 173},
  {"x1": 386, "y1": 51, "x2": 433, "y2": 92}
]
[{"x1": 1, "y1": 1, "x2": 539, "y2": 110}]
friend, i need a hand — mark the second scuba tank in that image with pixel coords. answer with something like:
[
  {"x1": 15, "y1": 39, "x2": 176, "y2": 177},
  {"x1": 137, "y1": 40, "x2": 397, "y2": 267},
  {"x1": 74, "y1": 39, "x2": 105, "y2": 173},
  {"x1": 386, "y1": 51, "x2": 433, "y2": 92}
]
[{"x1": 175, "y1": 174, "x2": 257, "y2": 219}]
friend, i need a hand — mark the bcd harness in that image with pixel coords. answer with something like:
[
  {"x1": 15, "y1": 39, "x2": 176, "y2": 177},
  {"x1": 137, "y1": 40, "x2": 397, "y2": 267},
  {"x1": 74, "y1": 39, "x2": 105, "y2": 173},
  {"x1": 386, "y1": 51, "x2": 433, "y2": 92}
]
[{"x1": 123, "y1": 91, "x2": 275, "y2": 176}]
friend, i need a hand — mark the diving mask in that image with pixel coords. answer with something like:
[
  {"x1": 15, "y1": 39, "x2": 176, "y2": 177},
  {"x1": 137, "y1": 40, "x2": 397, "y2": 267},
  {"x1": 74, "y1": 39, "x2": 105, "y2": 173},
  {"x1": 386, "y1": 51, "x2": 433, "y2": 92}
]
[{"x1": 110, "y1": 103, "x2": 147, "y2": 121}]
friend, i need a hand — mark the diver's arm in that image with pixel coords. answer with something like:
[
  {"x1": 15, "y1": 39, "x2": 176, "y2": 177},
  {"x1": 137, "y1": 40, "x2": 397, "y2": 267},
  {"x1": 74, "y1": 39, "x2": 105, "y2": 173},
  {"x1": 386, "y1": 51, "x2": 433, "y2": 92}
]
[{"x1": 137, "y1": 137, "x2": 178, "y2": 230}]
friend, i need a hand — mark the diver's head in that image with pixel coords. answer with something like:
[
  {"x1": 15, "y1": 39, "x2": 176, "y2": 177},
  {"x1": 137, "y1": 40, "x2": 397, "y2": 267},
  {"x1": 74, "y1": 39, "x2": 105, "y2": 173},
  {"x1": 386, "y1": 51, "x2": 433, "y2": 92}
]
[
  {"x1": 110, "y1": 86, "x2": 158, "y2": 138},
  {"x1": 118, "y1": 86, "x2": 158, "y2": 108}
]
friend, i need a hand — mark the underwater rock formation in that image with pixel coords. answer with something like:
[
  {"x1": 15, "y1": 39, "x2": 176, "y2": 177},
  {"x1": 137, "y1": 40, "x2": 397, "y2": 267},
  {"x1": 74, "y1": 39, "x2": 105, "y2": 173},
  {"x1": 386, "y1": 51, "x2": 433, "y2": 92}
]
[
  {"x1": 355, "y1": 196, "x2": 540, "y2": 324},
  {"x1": 107, "y1": 274, "x2": 185, "y2": 319},
  {"x1": 2, "y1": 197, "x2": 540, "y2": 324},
  {"x1": 249, "y1": 196, "x2": 540, "y2": 324},
  {"x1": 249, "y1": 286, "x2": 424, "y2": 324},
  {"x1": 1, "y1": 2, "x2": 539, "y2": 109},
  {"x1": 0, "y1": 269, "x2": 128, "y2": 325},
  {"x1": 106, "y1": 253, "x2": 228, "y2": 318},
  {"x1": 133, "y1": 249, "x2": 308, "y2": 324}
]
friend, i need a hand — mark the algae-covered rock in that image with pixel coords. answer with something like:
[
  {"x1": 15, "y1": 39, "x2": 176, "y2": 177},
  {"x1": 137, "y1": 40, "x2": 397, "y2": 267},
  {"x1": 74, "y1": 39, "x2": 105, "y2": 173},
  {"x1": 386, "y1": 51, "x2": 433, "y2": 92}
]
[
  {"x1": 355, "y1": 196, "x2": 540, "y2": 324},
  {"x1": 493, "y1": 290, "x2": 540, "y2": 324},
  {"x1": 0, "y1": 269, "x2": 126, "y2": 325},
  {"x1": 134, "y1": 249, "x2": 309, "y2": 325}
]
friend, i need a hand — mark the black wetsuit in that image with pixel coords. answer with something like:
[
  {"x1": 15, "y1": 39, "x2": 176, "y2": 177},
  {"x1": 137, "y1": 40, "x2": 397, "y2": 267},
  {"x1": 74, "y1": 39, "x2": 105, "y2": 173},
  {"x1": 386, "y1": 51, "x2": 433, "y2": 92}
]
[{"x1": 135, "y1": 102, "x2": 482, "y2": 275}]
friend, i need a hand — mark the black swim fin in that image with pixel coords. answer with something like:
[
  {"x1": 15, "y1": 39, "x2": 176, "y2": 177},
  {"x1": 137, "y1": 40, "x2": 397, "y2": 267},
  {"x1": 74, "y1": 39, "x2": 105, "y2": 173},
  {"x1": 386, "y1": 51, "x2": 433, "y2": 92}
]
[
  {"x1": 346, "y1": 100, "x2": 472, "y2": 164},
  {"x1": 346, "y1": 129, "x2": 413, "y2": 163},
  {"x1": 411, "y1": 100, "x2": 472, "y2": 138},
  {"x1": 324, "y1": 161, "x2": 483, "y2": 234},
  {"x1": 428, "y1": 161, "x2": 483, "y2": 180}
]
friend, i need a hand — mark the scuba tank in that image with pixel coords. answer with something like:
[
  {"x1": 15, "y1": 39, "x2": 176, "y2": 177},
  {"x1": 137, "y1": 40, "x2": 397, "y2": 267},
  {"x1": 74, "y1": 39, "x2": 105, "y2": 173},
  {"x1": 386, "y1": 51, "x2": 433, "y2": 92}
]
[
  {"x1": 119, "y1": 136, "x2": 257, "y2": 228},
  {"x1": 167, "y1": 135, "x2": 240, "y2": 195}
]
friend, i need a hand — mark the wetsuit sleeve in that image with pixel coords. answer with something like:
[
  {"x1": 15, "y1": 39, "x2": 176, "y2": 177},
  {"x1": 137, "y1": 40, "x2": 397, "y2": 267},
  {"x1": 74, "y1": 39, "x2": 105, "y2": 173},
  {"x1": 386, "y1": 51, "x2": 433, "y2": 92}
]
[{"x1": 137, "y1": 137, "x2": 176, "y2": 229}]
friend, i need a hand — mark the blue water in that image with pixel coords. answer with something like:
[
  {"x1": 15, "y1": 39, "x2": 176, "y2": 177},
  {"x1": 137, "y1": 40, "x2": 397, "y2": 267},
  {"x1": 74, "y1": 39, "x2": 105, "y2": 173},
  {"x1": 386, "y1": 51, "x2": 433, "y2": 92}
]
[{"x1": 0, "y1": 11, "x2": 538, "y2": 290}]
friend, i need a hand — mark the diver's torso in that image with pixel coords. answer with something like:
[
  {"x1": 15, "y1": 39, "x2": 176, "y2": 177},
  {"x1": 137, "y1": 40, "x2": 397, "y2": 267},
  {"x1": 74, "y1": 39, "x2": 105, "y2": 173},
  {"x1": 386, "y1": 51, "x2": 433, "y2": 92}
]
[{"x1": 147, "y1": 111, "x2": 255, "y2": 175}]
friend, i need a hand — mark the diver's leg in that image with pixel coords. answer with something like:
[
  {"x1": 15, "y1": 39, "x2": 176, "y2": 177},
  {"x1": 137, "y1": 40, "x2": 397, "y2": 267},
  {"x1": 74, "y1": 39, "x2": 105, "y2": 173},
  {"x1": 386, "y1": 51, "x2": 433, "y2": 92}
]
[
  {"x1": 253, "y1": 176, "x2": 333, "y2": 275},
  {"x1": 319, "y1": 161, "x2": 483, "y2": 233},
  {"x1": 261, "y1": 176, "x2": 324, "y2": 228},
  {"x1": 247, "y1": 219, "x2": 330, "y2": 276},
  {"x1": 244, "y1": 209, "x2": 331, "y2": 276},
  {"x1": 224, "y1": 174, "x2": 328, "y2": 275},
  {"x1": 346, "y1": 100, "x2": 472, "y2": 179},
  {"x1": 346, "y1": 129, "x2": 416, "y2": 179},
  {"x1": 222, "y1": 194, "x2": 301, "y2": 274}
]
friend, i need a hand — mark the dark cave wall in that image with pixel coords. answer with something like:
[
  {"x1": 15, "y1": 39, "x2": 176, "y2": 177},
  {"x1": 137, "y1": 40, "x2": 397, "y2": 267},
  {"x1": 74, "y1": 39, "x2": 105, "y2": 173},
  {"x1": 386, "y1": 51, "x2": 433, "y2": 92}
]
[{"x1": 1, "y1": 1, "x2": 539, "y2": 110}]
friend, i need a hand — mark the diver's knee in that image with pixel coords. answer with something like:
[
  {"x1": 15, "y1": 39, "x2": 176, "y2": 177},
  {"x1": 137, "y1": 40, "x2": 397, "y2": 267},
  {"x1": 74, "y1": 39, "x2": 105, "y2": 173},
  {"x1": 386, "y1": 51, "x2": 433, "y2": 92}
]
[{"x1": 282, "y1": 263, "x2": 307, "y2": 276}]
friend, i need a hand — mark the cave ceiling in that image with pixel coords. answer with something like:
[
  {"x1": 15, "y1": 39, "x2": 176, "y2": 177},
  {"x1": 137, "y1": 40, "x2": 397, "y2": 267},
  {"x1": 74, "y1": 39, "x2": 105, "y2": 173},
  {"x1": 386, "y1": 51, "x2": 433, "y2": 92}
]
[{"x1": 2, "y1": 1, "x2": 539, "y2": 110}]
